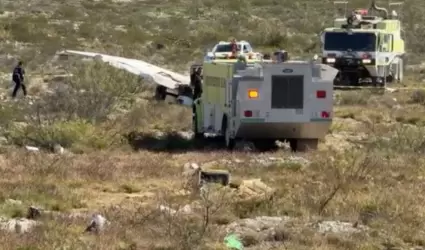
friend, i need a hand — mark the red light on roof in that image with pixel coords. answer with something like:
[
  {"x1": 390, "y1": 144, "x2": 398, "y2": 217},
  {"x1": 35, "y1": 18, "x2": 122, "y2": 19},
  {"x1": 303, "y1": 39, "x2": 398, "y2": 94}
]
[{"x1": 355, "y1": 9, "x2": 368, "y2": 15}]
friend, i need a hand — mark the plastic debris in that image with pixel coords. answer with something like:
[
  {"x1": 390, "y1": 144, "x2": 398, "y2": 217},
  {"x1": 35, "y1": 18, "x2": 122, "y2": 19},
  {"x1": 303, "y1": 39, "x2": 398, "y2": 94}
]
[{"x1": 224, "y1": 233, "x2": 243, "y2": 250}]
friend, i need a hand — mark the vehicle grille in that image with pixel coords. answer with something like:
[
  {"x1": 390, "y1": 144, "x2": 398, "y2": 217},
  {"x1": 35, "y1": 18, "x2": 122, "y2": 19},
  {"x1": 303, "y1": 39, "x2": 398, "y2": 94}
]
[{"x1": 271, "y1": 75, "x2": 304, "y2": 109}]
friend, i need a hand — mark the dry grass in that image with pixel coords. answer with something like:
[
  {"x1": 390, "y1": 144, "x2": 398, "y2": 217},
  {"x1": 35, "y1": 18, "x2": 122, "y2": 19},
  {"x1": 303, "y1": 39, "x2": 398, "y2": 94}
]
[{"x1": 0, "y1": 0, "x2": 425, "y2": 249}]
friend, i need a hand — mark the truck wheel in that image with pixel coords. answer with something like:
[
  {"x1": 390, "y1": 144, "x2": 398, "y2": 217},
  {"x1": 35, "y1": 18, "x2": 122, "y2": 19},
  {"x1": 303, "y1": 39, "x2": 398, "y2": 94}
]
[
  {"x1": 222, "y1": 116, "x2": 235, "y2": 150},
  {"x1": 192, "y1": 106, "x2": 203, "y2": 139},
  {"x1": 253, "y1": 139, "x2": 277, "y2": 152},
  {"x1": 289, "y1": 139, "x2": 318, "y2": 152}
]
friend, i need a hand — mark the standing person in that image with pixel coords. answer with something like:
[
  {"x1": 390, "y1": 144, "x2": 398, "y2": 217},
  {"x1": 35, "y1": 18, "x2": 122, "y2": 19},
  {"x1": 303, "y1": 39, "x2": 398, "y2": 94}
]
[
  {"x1": 230, "y1": 38, "x2": 238, "y2": 58},
  {"x1": 12, "y1": 61, "x2": 27, "y2": 98},
  {"x1": 193, "y1": 67, "x2": 203, "y2": 100}
]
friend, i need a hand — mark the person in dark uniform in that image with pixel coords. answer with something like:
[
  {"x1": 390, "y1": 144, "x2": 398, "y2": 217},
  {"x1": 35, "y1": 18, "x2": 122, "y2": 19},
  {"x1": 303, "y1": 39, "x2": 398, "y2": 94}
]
[
  {"x1": 192, "y1": 67, "x2": 203, "y2": 100},
  {"x1": 12, "y1": 61, "x2": 27, "y2": 98}
]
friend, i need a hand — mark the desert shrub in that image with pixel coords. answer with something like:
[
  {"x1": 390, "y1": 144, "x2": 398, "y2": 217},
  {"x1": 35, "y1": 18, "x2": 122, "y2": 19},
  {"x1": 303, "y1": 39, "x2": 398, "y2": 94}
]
[
  {"x1": 372, "y1": 124, "x2": 425, "y2": 154},
  {"x1": 410, "y1": 89, "x2": 425, "y2": 104},
  {"x1": 337, "y1": 90, "x2": 374, "y2": 106},
  {"x1": 4, "y1": 119, "x2": 113, "y2": 151},
  {"x1": 30, "y1": 60, "x2": 146, "y2": 123},
  {"x1": 2, "y1": 61, "x2": 147, "y2": 150},
  {"x1": 7, "y1": 15, "x2": 51, "y2": 44}
]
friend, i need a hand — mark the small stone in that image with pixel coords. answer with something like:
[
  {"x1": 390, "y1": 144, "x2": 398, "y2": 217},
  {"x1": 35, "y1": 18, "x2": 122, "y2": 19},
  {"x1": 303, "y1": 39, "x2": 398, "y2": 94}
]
[{"x1": 53, "y1": 144, "x2": 64, "y2": 154}]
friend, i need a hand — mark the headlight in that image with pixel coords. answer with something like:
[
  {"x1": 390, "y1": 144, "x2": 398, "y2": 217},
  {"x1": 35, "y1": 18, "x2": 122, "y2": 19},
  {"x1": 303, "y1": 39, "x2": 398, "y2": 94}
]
[
  {"x1": 362, "y1": 59, "x2": 372, "y2": 64},
  {"x1": 326, "y1": 58, "x2": 336, "y2": 63}
]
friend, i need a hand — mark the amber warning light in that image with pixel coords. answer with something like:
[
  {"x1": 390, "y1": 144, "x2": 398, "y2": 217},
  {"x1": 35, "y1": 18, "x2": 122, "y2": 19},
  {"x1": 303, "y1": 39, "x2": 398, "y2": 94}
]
[{"x1": 248, "y1": 89, "x2": 259, "y2": 99}]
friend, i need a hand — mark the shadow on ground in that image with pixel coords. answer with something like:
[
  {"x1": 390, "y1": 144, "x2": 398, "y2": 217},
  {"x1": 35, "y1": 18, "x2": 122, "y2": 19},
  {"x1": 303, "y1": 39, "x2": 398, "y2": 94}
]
[
  {"x1": 126, "y1": 131, "x2": 228, "y2": 152},
  {"x1": 125, "y1": 131, "x2": 286, "y2": 152}
]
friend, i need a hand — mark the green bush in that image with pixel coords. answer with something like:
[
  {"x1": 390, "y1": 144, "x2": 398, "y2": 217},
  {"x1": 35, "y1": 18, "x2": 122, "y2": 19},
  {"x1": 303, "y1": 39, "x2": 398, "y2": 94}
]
[
  {"x1": 5, "y1": 119, "x2": 113, "y2": 152},
  {"x1": 1, "y1": 61, "x2": 146, "y2": 151}
]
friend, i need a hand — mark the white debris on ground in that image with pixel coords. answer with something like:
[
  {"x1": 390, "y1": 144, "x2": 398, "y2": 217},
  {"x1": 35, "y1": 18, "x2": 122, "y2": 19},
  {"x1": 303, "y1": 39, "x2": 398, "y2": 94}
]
[
  {"x1": 159, "y1": 204, "x2": 193, "y2": 215},
  {"x1": 249, "y1": 156, "x2": 311, "y2": 167},
  {"x1": 315, "y1": 220, "x2": 368, "y2": 234},
  {"x1": 84, "y1": 214, "x2": 109, "y2": 233},
  {"x1": 226, "y1": 217, "x2": 370, "y2": 244},
  {"x1": 0, "y1": 217, "x2": 38, "y2": 233},
  {"x1": 200, "y1": 156, "x2": 310, "y2": 169}
]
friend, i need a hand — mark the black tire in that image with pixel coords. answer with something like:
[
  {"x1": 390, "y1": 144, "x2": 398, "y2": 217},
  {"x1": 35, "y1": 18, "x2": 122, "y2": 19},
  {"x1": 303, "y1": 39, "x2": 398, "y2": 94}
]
[
  {"x1": 289, "y1": 139, "x2": 318, "y2": 152},
  {"x1": 155, "y1": 85, "x2": 167, "y2": 100},
  {"x1": 253, "y1": 139, "x2": 277, "y2": 152}
]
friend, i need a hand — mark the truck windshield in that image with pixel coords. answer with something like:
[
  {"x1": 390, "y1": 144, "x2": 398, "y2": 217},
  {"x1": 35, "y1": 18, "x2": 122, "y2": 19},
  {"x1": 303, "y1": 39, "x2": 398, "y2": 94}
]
[
  {"x1": 324, "y1": 32, "x2": 376, "y2": 52},
  {"x1": 215, "y1": 44, "x2": 241, "y2": 52}
]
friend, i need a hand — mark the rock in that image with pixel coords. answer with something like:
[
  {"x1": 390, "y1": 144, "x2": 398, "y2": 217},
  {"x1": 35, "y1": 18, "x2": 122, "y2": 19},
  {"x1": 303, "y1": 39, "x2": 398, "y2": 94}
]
[
  {"x1": 315, "y1": 220, "x2": 368, "y2": 234},
  {"x1": 84, "y1": 214, "x2": 109, "y2": 233},
  {"x1": 0, "y1": 217, "x2": 38, "y2": 233},
  {"x1": 236, "y1": 179, "x2": 275, "y2": 201},
  {"x1": 182, "y1": 162, "x2": 200, "y2": 177},
  {"x1": 0, "y1": 137, "x2": 8, "y2": 145},
  {"x1": 225, "y1": 216, "x2": 292, "y2": 243},
  {"x1": 53, "y1": 143, "x2": 64, "y2": 154}
]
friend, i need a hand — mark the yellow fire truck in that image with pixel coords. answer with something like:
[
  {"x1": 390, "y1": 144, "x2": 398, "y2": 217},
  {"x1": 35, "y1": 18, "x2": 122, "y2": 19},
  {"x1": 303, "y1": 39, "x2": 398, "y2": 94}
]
[{"x1": 192, "y1": 57, "x2": 338, "y2": 151}]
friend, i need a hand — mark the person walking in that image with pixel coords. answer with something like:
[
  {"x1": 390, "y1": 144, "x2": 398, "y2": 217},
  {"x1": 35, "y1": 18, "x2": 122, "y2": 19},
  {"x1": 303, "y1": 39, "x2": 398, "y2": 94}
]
[{"x1": 12, "y1": 61, "x2": 27, "y2": 98}]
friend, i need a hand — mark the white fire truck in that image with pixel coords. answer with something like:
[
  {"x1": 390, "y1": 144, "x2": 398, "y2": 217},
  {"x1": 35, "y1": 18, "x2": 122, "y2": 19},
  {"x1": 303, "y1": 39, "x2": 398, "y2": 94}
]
[{"x1": 192, "y1": 58, "x2": 338, "y2": 151}]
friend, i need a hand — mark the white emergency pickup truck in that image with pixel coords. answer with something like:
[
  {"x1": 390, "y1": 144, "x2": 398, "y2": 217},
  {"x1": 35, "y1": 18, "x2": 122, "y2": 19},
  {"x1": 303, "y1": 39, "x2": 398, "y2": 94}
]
[{"x1": 192, "y1": 59, "x2": 338, "y2": 151}]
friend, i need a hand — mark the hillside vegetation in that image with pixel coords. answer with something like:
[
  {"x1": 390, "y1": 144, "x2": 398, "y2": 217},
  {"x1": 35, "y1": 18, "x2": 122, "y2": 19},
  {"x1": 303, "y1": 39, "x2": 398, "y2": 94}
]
[{"x1": 0, "y1": 0, "x2": 425, "y2": 249}]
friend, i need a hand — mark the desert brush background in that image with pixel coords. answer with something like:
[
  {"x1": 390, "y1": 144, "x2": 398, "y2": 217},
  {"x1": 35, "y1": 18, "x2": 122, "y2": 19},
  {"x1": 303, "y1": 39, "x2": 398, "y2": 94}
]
[{"x1": 0, "y1": 0, "x2": 425, "y2": 249}]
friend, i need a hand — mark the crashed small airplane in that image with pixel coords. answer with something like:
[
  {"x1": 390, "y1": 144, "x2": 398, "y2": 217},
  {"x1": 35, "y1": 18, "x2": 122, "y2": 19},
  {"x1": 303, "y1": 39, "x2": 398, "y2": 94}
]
[{"x1": 57, "y1": 50, "x2": 195, "y2": 106}]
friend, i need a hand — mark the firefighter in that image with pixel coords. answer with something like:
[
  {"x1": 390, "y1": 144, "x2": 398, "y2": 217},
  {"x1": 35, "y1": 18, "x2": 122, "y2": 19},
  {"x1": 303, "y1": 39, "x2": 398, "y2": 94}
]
[
  {"x1": 192, "y1": 67, "x2": 203, "y2": 100},
  {"x1": 230, "y1": 38, "x2": 238, "y2": 58},
  {"x1": 12, "y1": 61, "x2": 27, "y2": 98}
]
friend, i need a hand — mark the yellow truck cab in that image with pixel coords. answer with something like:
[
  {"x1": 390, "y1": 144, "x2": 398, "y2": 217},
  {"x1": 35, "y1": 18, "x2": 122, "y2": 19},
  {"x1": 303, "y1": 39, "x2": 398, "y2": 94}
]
[
  {"x1": 192, "y1": 57, "x2": 338, "y2": 152},
  {"x1": 320, "y1": 0, "x2": 405, "y2": 87}
]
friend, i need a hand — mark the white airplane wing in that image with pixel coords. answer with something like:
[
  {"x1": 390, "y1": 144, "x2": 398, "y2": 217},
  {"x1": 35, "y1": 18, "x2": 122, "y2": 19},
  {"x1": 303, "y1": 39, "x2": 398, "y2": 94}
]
[{"x1": 58, "y1": 50, "x2": 190, "y2": 90}]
